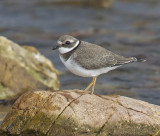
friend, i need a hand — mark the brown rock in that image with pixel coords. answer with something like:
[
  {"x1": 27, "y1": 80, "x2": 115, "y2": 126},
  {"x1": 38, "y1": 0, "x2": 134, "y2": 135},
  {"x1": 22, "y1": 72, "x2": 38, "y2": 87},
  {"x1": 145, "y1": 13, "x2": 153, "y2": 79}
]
[
  {"x1": 40, "y1": 0, "x2": 113, "y2": 8},
  {"x1": 0, "y1": 90, "x2": 160, "y2": 136},
  {"x1": 0, "y1": 36, "x2": 59, "y2": 100}
]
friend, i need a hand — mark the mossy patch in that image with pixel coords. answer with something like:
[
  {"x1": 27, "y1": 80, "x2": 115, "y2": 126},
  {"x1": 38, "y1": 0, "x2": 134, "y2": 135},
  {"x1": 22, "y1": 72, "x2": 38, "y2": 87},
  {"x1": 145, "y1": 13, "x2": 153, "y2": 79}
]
[
  {"x1": 0, "y1": 36, "x2": 59, "y2": 100},
  {"x1": 1, "y1": 90, "x2": 160, "y2": 136},
  {"x1": 0, "y1": 83, "x2": 15, "y2": 100},
  {"x1": 98, "y1": 120, "x2": 160, "y2": 136}
]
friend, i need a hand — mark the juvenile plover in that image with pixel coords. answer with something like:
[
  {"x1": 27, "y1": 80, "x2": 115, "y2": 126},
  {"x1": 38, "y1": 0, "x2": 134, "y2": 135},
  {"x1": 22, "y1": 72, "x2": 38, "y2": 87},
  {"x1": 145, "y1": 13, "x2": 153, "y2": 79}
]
[{"x1": 53, "y1": 35, "x2": 145, "y2": 94}]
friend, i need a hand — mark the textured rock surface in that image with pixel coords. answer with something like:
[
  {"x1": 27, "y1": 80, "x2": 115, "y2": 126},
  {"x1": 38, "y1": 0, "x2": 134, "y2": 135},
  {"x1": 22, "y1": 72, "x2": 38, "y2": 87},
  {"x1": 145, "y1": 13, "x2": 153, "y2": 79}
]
[
  {"x1": 0, "y1": 36, "x2": 59, "y2": 100},
  {"x1": 0, "y1": 90, "x2": 160, "y2": 136},
  {"x1": 44, "y1": 0, "x2": 113, "y2": 8}
]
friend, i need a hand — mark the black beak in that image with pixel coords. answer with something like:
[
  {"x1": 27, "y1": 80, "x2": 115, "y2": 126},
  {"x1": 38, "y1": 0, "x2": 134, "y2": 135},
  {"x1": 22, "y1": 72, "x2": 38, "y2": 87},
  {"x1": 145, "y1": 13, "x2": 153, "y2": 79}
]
[{"x1": 52, "y1": 46, "x2": 59, "y2": 50}]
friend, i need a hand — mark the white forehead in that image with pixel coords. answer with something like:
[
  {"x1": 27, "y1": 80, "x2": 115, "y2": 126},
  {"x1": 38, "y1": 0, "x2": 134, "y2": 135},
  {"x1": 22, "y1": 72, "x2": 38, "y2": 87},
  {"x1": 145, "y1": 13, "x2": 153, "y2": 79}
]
[
  {"x1": 57, "y1": 40, "x2": 62, "y2": 45},
  {"x1": 57, "y1": 39, "x2": 74, "y2": 45},
  {"x1": 67, "y1": 39, "x2": 74, "y2": 42}
]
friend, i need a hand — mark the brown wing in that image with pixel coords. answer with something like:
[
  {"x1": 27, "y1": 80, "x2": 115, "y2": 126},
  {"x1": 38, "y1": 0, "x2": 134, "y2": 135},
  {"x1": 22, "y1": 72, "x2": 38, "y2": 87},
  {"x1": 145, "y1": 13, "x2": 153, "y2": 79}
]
[{"x1": 72, "y1": 41, "x2": 137, "y2": 70}]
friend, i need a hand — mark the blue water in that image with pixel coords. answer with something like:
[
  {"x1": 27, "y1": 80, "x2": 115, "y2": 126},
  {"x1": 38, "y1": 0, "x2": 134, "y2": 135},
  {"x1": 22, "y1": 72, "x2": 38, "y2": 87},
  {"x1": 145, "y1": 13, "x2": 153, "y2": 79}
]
[{"x1": 0, "y1": 0, "x2": 160, "y2": 106}]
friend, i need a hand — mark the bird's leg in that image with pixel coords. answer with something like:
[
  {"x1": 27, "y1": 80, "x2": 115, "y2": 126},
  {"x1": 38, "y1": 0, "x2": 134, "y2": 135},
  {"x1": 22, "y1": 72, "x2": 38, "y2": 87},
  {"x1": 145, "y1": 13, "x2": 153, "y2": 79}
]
[
  {"x1": 84, "y1": 77, "x2": 95, "y2": 92},
  {"x1": 91, "y1": 77, "x2": 97, "y2": 94}
]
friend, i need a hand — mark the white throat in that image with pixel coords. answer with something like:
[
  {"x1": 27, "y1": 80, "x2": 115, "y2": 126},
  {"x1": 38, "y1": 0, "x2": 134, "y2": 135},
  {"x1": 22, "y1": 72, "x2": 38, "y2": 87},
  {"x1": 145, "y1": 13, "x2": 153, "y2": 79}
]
[{"x1": 58, "y1": 40, "x2": 80, "y2": 54}]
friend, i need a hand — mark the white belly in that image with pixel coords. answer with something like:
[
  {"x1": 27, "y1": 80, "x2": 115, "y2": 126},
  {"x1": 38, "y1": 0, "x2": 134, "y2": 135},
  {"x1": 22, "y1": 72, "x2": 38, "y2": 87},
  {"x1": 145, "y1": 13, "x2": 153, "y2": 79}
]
[{"x1": 60, "y1": 55, "x2": 119, "y2": 77}]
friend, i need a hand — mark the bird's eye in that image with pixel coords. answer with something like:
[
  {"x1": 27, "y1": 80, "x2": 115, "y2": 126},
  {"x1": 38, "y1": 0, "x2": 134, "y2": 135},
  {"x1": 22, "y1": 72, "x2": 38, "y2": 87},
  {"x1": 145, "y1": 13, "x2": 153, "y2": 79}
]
[{"x1": 65, "y1": 41, "x2": 70, "y2": 45}]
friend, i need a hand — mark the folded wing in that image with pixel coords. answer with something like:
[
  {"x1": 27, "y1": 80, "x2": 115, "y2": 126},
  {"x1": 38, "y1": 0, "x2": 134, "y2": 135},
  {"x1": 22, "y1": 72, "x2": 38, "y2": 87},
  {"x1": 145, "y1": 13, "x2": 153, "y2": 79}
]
[{"x1": 72, "y1": 42, "x2": 137, "y2": 70}]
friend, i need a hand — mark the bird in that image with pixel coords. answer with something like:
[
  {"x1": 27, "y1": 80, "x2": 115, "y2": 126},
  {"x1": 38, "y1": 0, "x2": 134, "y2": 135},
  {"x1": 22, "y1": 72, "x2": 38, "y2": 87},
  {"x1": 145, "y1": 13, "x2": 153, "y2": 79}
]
[{"x1": 52, "y1": 35, "x2": 145, "y2": 94}]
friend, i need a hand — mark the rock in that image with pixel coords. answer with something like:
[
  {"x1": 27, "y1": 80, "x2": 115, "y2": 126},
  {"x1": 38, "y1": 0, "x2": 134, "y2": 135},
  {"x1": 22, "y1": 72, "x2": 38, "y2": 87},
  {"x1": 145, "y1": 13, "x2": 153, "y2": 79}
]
[
  {"x1": 40, "y1": 0, "x2": 113, "y2": 8},
  {"x1": 0, "y1": 90, "x2": 160, "y2": 136},
  {"x1": 0, "y1": 105, "x2": 11, "y2": 126},
  {"x1": 87, "y1": 0, "x2": 113, "y2": 8},
  {"x1": 0, "y1": 36, "x2": 59, "y2": 100}
]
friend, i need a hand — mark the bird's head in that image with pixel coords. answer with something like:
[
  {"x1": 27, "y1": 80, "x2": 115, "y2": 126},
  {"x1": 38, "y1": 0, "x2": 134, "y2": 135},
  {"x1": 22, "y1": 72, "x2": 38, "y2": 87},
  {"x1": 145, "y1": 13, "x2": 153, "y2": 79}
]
[{"x1": 53, "y1": 35, "x2": 80, "y2": 54}]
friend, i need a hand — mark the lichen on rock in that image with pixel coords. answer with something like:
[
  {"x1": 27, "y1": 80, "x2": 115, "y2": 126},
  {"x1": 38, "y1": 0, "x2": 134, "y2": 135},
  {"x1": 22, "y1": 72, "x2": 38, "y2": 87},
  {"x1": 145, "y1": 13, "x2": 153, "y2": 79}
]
[
  {"x1": 0, "y1": 36, "x2": 59, "y2": 100},
  {"x1": 0, "y1": 90, "x2": 160, "y2": 136}
]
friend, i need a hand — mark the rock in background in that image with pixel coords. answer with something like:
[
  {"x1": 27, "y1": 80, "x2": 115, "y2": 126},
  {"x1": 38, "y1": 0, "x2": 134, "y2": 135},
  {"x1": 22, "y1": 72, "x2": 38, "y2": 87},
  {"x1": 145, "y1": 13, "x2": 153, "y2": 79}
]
[
  {"x1": 0, "y1": 90, "x2": 160, "y2": 136},
  {"x1": 37, "y1": 0, "x2": 113, "y2": 8},
  {"x1": 0, "y1": 36, "x2": 59, "y2": 100}
]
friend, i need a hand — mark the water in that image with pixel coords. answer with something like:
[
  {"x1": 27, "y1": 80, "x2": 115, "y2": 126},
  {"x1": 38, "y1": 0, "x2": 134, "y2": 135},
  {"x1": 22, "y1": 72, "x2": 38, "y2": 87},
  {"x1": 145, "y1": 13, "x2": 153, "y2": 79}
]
[{"x1": 0, "y1": 0, "x2": 160, "y2": 122}]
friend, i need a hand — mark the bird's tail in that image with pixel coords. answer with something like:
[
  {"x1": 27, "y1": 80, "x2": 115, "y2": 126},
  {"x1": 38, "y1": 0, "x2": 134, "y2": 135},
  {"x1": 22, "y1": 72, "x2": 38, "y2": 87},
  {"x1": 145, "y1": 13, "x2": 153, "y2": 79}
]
[
  {"x1": 114, "y1": 56, "x2": 146, "y2": 66},
  {"x1": 131, "y1": 57, "x2": 146, "y2": 62}
]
